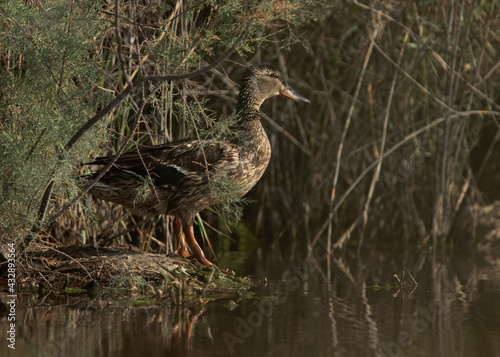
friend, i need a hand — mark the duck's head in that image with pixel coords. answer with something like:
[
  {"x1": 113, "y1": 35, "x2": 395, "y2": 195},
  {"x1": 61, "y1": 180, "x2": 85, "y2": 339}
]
[{"x1": 238, "y1": 64, "x2": 310, "y2": 110}]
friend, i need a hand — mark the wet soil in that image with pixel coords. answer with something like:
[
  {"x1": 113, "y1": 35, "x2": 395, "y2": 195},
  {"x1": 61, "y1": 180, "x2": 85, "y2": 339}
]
[{"x1": 3, "y1": 244, "x2": 254, "y2": 299}]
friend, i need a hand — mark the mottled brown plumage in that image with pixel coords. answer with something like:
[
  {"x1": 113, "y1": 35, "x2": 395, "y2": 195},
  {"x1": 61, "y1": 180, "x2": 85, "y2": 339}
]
[{"x1": 86, "y1": 64, "x2": 309, "y2": 266}]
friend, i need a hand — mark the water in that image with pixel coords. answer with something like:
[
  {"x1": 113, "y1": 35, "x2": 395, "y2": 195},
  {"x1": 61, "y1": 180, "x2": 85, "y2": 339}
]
[{"x1": 1, "y1": 244, "x2": 500, "y2": 357}]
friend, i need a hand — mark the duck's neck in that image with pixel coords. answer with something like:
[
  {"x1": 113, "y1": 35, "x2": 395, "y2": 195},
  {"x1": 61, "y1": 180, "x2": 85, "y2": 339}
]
[
  {"x1": 233, "y1": 92, "x2": 271, "y2": 161},
  {"x1": 234, "y1": 95, "x2": 266, "y2": 144}
]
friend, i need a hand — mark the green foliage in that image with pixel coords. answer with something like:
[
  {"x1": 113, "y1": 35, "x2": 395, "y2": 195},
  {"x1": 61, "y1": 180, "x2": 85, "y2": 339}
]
[
  {"x1": 199, "y1": 113, "x2": 241, "y2": 142},
  {"x1": 133, "y1": 175, "x2": 154, "y2": 208},
  {"x1": 0, "y1": 0, "x2": 109, "y2": 238},
  {"x1": 209, "y1": 176, "x2": 253, "y2": 225}
]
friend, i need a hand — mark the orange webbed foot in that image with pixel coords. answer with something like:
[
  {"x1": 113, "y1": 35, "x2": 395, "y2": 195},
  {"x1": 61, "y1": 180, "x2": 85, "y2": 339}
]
[
  {"x1": 173, "y1": 217, "x2": 212, "y2": 266},
  {"x1": 184, "y1": 225, "x2": 212, "y2": 266}
]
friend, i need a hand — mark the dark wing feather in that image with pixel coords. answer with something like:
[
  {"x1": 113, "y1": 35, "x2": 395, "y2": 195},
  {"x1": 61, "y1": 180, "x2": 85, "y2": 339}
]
[{"x1": 87, "y1": 138, "x2": 237, "y2": 187}]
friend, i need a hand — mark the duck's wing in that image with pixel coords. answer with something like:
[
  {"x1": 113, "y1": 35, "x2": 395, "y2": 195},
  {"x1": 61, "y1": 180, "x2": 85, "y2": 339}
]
[{"x1": 88, "y1": 138, "x2": 238, "y2": 187}]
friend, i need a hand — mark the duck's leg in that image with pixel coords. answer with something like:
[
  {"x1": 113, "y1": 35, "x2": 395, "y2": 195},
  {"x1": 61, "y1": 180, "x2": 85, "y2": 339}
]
[
  {"x1": 173, "y1": 217, "x2": 190, "y2": 257},
  {"x1": 183, "y1": 224, "x2": 212, "y2": 266}
]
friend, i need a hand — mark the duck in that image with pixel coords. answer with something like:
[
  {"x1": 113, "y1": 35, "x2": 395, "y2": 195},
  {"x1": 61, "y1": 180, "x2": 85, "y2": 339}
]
[{"x1": 85, "y1": 64, "x2": 310, "y2": 266}]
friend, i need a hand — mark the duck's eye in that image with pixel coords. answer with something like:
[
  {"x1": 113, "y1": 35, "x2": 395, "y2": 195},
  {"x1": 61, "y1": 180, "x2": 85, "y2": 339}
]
[{"x1": 268, "y1": 73, "x2": 280, "y2": 79}]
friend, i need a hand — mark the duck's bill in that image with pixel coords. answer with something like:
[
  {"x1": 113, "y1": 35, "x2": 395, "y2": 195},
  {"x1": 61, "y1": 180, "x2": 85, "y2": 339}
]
[{"x1": 280, "y1": 86, "x2": 310, "y2": 103}]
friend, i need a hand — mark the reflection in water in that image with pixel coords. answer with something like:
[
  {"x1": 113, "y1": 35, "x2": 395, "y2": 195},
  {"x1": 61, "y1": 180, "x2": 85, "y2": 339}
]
[
  {"x1": 0, "y1": 293, "x2": 205, "y2": 356},
  {"x1": 1, "y1": 243, "x2": 500, "y2": 357}
]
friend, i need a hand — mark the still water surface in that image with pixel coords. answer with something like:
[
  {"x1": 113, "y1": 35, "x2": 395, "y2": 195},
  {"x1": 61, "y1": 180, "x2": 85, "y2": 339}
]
[{"x1": 1, "y1": 244, "x2": 499, "y2": 357}]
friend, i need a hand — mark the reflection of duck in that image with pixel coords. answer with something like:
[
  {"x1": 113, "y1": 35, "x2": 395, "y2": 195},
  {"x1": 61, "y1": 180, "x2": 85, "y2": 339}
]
[{"x1": 86, "y1": 64, "x2": 310, "y2": 266}]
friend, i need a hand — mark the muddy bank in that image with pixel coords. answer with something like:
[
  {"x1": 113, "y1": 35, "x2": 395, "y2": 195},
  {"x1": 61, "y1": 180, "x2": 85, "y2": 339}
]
[{"x1": 1, "y1": 244, "x2": 255, "y2": 300}]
